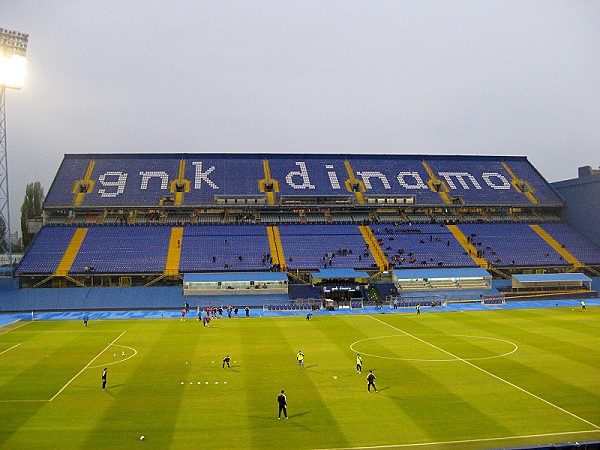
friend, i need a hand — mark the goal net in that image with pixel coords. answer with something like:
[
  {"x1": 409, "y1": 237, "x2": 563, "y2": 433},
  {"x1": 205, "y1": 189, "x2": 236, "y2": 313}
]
[{"x1": 481, "y1": 293, "x2": 505, "y2": 305}]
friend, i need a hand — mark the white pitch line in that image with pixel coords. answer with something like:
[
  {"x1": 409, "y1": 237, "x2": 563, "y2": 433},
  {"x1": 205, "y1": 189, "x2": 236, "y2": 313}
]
[
  {"x1": 368, "y1": 315, "x2": 600, "y2": 430},
  {"x1": 0, "y1": 321, "x2": 32, "y2": 335},
  {"x1": 14, "y1": 330, "x2": 117, "y2": 334},
  {"x1": 320, "y1": 428, "x2": 600, "y2": 450},
  {"x1": 49, "y1": 330, "x2": 126, "y2": 402},
  {"x1": 88, "y1": 344, "x2": 138, "y2": 369},
  {"x1": 0, "y1": 343, "x2": 21, "y2": 355}
]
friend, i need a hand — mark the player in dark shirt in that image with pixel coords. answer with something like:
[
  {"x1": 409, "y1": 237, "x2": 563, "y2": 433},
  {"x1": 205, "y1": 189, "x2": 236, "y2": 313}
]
[
  {"x1": 222, "y1": 355, "x2": 231, "y2": 368},
  {"x1": 367, "y1": 370, "x2": 377, "y2": 392},
  {"x1": 277, "y1": 390, "x2": 288, "y2": 419},
  {"x1": 102, "y1": 368, "x2": 107, "y2": 390}
]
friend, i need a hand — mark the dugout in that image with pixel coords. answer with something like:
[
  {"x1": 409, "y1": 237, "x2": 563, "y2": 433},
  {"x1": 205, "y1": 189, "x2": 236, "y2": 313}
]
[
  {"x1": 511, "y1": 273, "x2": 592, "y2": 292},
  {"x1": 183, "y1": 272, "x2": 288, "y2": 296}
]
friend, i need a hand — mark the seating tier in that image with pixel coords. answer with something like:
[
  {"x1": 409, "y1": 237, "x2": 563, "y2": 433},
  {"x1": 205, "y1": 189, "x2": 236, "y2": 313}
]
[
  {"x1": 44, "y1": 154, "x2": 562, "y2": 208},
  {"x1": 458, "y1": 223, "x2": 564, "y2": 266},
  {"x1": 371, "y1": 223, "x2": 477, "y2": 268},
  {"x1": 538, "y1": 223, "x2": 600, "y2": 265},
  {"x1": 278, "y1": 224, "x2": 376, "y2": 270}
]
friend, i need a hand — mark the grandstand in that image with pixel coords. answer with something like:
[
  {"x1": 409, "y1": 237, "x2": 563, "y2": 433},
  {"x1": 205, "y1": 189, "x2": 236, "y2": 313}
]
[{"x1": 6, "y1": 153, "x2": 600, "y2": 311}]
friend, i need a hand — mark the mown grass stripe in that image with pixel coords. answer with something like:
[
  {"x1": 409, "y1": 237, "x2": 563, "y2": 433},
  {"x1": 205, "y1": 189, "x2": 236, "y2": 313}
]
[{"x1": 368, "y1": 315, "x2": 600, "y2": 430}]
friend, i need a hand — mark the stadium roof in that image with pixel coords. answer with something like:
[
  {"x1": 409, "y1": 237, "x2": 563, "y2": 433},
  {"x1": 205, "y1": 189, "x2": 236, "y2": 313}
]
[
  {"x1": 62, "y1": 153, "x2": 532, "y2": 161},
  {"x1": 512, "y1": 273, "x2": 591, "y2": 283}
]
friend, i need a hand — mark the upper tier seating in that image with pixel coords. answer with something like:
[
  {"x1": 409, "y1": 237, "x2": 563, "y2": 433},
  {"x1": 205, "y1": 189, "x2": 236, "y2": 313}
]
[
  {"x1": 44, "y1": 157, "x2": 97, "y2": 207},
  {"x1": 44, "y1": 154, "x2": 562, "y2": 208},
  {"x1": 505, "y1": 159, "x2": 563, "y2": 205},
  {"x1": 426, "y1": 159, "x2": 532, "y2": 205}
]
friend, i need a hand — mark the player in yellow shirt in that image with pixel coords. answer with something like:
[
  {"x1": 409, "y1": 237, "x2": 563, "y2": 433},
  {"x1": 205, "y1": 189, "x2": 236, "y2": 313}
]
[
  {"x1": 296, "y1": 350, "x2": 305, "y2": 369},
  {"x1": 356, "y1": 353, "x2": 363, "y2": 374}
]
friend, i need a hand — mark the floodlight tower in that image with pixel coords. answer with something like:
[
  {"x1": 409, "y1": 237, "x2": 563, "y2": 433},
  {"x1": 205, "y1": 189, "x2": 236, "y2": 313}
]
[{"x1": 0, "y1": 28, "x2": 29, "y2": 273}]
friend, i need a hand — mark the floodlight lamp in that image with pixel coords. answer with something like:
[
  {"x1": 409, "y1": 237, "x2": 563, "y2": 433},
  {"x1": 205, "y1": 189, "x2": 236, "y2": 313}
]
[
  {"x1": 0, "y1": 28, "x2": 29, "y2": 89},
  {"x1": 0, "y1": 53, "x2": 26, "y2": 88}
]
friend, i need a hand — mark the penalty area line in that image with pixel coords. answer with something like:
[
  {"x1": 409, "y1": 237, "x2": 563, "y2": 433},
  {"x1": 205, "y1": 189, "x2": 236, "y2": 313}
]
[
  {"x1": 368, "y1": 315, "x2": 600, "y2": 430},
  {"x1": 320, "y1": 428, "x2": 600, "y2": 450},
  {"x1": 0, "y1": 321, "x2": 32, "y2": 335},
  {"x1": 49, "y1": 330, "x2": 126, "y2": 402},
  {"x1": 0, "y1": 343, "x2": 21, "y2": 355}
]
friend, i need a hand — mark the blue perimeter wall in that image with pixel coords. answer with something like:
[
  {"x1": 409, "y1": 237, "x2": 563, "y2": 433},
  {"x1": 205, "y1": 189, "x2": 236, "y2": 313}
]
[
  {"x1": 0, "y1": 285, "x2": 288, "y2": 312},
  {"x1": 1, "y1": 278, "x2": 598, "y2": 313}
]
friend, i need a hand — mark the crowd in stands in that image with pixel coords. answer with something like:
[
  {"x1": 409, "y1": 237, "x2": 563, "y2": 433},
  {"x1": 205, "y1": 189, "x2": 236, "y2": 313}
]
[{"x1": 372, "y1": 223, "x2": 475, "y2": 268}]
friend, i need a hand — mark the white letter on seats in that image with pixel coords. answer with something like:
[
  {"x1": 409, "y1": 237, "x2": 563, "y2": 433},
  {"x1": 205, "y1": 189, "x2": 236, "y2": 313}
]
[
  {"x1": 192, "y1": 162, "x2": 219, "y2": 189},
  {"x1": 356, "y1": 171, "x2": 391, "y2": 190},
  {"x1": 482, "y1": 172, "x2": 511, "y2": 189},
  {"x1": 396, "y1": 172, "x2": 428, "y2": 190},
  {"x1": 325, "y1": 165, "x2": 341, "y2": 189},
  {"x1": 437, "y1": 172, "x2": 482, "y2": 190},
  {"x1": 286, "y1": 162, "x2": 315, "y2": 189},
  {"x1": 98, "y1": 171, "x2": 128, "y2": 197},
  {"x1": 139, "y1": 171, "x2": 169, "y2": 190}
]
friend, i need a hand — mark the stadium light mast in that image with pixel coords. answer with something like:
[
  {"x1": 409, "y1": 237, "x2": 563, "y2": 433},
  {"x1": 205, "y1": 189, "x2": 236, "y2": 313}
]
[{"x1": 0, "y1": 28, "x2": 29, "y2": 274}]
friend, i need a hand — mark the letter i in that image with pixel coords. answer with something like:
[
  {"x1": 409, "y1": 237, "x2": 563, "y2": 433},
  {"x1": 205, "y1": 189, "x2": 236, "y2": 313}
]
[{"x1": 326, "y1": 165, "x2": 341, "y2": 189}]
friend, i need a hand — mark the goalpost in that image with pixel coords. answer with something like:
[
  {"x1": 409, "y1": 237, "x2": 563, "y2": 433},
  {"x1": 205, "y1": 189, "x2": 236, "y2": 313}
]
[{"x1": 481, "y1": 293, "x2": 505, "y2": 305}]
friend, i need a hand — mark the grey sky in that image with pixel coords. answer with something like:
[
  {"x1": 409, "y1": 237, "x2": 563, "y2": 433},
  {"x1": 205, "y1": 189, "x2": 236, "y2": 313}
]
[{"x1": 3, "y1": 1, "x2": 600, "y2": 231}]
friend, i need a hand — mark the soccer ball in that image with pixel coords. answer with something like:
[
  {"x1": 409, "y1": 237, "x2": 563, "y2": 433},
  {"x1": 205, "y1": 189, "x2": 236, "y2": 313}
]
[
  {"x1": 140, "y1": 435, "x2": 145, "y2": 441},
  {"x1": 333, "y1": 376, "x2": 338, "y2": 379}
]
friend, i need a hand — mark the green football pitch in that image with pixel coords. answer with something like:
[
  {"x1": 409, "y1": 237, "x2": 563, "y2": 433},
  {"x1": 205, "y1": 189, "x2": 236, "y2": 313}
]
[{"x1": 1, "y1": 308, "x2": 599, "y2": 449}]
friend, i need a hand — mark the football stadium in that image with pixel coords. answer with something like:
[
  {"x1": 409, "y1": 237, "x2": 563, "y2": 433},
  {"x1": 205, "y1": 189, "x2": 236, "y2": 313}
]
[{"x1": 1, "y1": 152, "x2": 600, "y2": 449}]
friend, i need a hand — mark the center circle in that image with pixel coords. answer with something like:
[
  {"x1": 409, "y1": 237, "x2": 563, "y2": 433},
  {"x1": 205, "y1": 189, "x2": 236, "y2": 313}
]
[{"x1": 350, "y1": 334, "x2": 518, "y2": 362}]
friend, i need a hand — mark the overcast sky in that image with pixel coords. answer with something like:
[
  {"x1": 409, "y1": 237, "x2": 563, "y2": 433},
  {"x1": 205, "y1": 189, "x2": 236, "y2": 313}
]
[{"x1": 3, "y1": 1, "x2": 600, "y2": 231}]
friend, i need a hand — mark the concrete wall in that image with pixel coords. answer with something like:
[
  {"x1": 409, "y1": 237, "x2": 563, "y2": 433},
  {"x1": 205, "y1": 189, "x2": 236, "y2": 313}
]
[
  {"x1": 0, "y1": 286, "x2": 284, "y2": 312},
  {"x1": 552, "y1": 173, "x2": 600, "y2": 247}
]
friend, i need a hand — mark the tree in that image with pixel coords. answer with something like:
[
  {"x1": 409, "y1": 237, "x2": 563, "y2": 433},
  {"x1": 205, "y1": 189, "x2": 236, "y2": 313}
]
[{"x1": 20, "y1": 182, "x2": 44, "y2": 249}]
